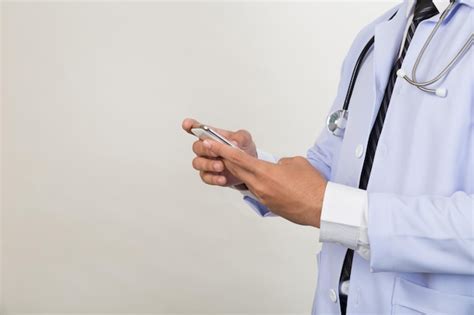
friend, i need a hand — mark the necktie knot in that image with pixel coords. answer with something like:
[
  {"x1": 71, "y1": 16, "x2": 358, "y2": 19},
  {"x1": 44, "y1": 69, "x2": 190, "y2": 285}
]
[{"x1": 413, "y1": 0, "x2": 439, "y2": 24}]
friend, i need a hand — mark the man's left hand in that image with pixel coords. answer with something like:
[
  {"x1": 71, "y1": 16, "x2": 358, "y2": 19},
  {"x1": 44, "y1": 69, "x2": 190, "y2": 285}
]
[{"x1": 203, "y1": 140, "x2": 327, "y2": 228}]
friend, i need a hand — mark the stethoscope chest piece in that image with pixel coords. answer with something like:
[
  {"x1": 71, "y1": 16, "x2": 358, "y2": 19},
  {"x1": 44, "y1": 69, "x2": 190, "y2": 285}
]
[{"x1": 327, "y1": 109, "x2": 348, "y2": 137}]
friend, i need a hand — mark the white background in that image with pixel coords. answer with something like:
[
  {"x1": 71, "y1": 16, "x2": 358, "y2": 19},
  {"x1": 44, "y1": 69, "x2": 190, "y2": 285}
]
[{"x1": 1, "y1": 1, "x2": 395, "y2": 314}]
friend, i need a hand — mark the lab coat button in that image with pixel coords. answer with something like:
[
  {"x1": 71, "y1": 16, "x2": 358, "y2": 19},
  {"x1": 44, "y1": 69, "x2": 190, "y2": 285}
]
[
  {"x1": 355, "y1": 144, "x2": 364, "y2": 159},
  {"x1": 329, "y1": 289, "x2": 338, "y2": 303}
]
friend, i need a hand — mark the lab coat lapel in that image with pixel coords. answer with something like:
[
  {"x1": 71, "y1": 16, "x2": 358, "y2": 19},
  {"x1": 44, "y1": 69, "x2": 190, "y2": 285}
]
[{"x1": 372, "y1": 2, "x2": 408, "y2": 122}]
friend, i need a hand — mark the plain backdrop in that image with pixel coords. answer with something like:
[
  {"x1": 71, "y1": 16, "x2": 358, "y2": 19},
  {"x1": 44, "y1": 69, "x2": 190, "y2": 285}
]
[{"x1": 1, "y1": 1, "x2": 396, "y2": 314}]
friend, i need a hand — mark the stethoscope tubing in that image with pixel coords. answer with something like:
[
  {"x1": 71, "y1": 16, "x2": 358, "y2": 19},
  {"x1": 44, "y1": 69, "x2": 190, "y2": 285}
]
[
  {"x1": 328, "y1": 0, "x2": 473, "y2": 136},
  {"x1": 342, "y1": 10, "x2": 398, "y2": 111},
  {"x1": 401, "y1": 0, "x2": 473, "y2": 94},
  {"x1": 342, "y1": 37, "x2": 375, "y2": 111}
]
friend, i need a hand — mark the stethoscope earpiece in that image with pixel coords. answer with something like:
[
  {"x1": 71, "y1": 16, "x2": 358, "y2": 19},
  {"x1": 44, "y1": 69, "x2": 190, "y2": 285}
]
[
  {"x1": 435, "y1": 88, "x2": 447, "y2": 98},
  {"x1": 395, "y1": 1, "x2": 472, "y2": 99},
  {"x1": 396, "y1": 68, "x2": 406, "y2": 79},
  {"x1": 397, "y1": 68, "x2": 448, "y2": 98}
]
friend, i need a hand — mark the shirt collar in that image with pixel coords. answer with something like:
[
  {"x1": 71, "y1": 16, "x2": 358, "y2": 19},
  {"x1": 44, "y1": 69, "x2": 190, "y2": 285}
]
[{"x1": 406, "y1": 0, "x2": 473, "y2": 17}]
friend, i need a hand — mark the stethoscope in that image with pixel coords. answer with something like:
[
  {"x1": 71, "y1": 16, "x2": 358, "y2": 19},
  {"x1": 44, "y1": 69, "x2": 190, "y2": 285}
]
[{"x1": 327, "y1": 0, "x2": 474, "y2": 137}]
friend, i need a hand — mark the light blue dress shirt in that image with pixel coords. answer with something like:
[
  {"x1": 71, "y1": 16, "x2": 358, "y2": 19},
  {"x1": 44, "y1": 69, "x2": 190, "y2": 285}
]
[{"x1": 242, "y1": 0, "x2": 474, "y2": 313}]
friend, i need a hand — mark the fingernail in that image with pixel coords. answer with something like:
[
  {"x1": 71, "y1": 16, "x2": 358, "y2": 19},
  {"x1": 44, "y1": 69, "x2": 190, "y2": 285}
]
[
  {"x1": 217, "y1": 177, "x2": 226, "y2": 185},
  {"x1": 203, "y1": 140, "x2": 211, "y2": 149},
  {"x1": 213, "y1": 162, "x2": 222, "y2": 171}
]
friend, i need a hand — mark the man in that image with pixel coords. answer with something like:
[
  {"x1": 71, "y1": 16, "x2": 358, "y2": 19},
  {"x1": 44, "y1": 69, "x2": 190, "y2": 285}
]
[{"x1": 183, "y1": 0, "x2": 473, "y2": 314}]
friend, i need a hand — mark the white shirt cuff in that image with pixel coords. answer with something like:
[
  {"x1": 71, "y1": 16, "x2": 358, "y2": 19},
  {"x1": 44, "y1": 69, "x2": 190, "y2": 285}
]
[{"x1": 319, "y1": 182, "x2": 371, "y2": 260}]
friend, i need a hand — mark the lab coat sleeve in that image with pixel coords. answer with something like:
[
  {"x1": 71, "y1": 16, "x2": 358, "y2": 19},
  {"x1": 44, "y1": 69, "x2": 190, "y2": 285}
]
[
  {"x1": 306, "y1": 72, "x2": 347, "y2": 180},
  {"x1": 368, "y1": 191, "x2": 474, "y2": 275}
]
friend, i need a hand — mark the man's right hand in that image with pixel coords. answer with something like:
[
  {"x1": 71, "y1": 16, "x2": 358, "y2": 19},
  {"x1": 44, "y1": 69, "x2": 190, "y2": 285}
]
[{"x1": 182, "y1": 118, "x2": 257, "y2": 187}]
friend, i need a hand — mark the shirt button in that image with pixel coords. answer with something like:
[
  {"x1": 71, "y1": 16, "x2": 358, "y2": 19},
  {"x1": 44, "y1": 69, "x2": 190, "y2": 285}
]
[
  {"x1": 355, "y1": 144, "x2": 364, "y2": 159},
  {"x1": 329, "y1": 289, "x2": 338, "y2": 303}
]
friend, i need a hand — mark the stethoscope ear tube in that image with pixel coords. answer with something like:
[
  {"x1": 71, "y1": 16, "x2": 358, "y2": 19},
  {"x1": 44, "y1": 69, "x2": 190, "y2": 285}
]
[
  {"x1": 327, "y1": 10, "x2": 398, "y2": 137},
  {"x1": 328, "y1": 1, "x2": 472, "y2": 137},
  {"x1": 396, "y1": 1, "x2": 472, "y2": 99}
]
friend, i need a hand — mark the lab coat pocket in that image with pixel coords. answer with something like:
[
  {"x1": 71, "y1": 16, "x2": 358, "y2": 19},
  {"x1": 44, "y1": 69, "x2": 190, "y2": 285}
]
[
  {"x1": 392, "y1": 304, "x2": 424, "y2": 315},
  {"x1": 392, "y1": 277, "x2": 474, "y2": 315}
]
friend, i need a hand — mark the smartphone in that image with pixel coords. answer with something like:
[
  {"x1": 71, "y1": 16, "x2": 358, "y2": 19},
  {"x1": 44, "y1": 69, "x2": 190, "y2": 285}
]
[{"x1": 191, "y1": 125, "x2": 237, "y2": 148}]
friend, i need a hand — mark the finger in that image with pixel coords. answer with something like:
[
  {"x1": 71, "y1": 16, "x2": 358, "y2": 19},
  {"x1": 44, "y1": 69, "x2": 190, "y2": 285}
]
[
  {"x1": 182, "y1": 119, "x2": 233, "y2": 139},
  {"x1": 223, "y1": 160, "x2": 257, "y2": 185},
  {"x1": 182, "y1": 118, "x2": 201, "y2": 134},
  {"x1": 205, "y1": 140, "x2": 273, "y2": 189},
  {"x1": 200, "y1": 171, "x2": 227, "y2": 186},
  {"x1": 192, "y1": 140, "x2": 218, "y2": 158},
  {"x1": 204, "y1": 140, "x2": 257, "y2": 173},
  {"x1": 229, "y1": 129, "x2": 252, "y2": 147},
  {"x1": 192, "y1": 157, "x2": 224, "y2": 172}
]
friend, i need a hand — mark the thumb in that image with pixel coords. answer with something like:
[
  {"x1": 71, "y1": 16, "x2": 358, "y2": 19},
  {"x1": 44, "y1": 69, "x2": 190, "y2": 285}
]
[{"x1": 182, "y1": 118, "x2": 201, "y2": 134}]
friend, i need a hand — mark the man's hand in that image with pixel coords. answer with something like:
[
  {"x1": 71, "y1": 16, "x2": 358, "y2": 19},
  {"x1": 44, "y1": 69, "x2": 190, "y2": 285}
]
[
  {"x1": 182, "y1": 118, "x2": 257, "y2": 187},
  {"x1": 204, "y1": 139, "x2": 327, "y2": 228}
]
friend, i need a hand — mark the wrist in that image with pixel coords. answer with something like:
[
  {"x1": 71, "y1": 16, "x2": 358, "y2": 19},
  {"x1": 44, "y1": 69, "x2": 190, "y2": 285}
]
[{"x1": 313, "y1": 181, "x2": 327, "y2": 228}]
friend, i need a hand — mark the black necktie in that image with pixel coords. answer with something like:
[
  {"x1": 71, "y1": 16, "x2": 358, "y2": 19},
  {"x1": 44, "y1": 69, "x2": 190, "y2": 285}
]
[{"x1": 338, "y1": 1, "x2": 439, "y2": 314}]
